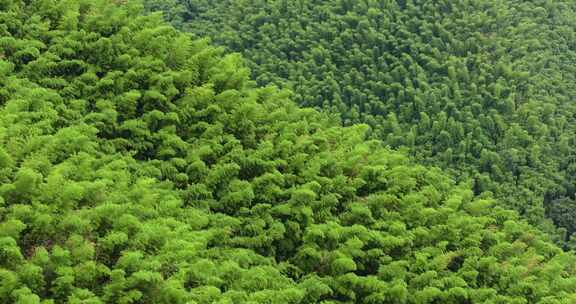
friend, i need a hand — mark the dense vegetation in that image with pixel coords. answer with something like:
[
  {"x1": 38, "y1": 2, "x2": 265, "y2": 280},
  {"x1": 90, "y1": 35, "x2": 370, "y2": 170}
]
[
  {"x1": 2, "y1": 0, "x2": 576, "y2": 303},
  {"x1": 145, "y1": 0, "x2": 576, "y2": 244}
]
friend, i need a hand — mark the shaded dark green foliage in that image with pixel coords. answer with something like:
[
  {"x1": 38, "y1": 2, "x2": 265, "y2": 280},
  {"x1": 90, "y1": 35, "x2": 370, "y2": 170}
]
[
  {"x1": 147, "y1": 0, "x2": 576, "y2": 243},
  {"x1": 2, "y1": 0, "x2": 576, "y2": 303}
]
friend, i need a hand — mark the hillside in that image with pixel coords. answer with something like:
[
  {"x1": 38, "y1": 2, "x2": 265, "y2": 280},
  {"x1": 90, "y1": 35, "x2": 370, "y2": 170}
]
[
  {"x1": 145, "y1": 0, "x2": 576, "y2": 243},
  {"x1": 2, "y1": 0, "x2": 576, "y2": 303}
]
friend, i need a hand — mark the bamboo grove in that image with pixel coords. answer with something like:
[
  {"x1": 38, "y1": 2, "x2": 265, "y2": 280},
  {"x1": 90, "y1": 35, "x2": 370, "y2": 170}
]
[
  {"x1": 1, "y1": 0, "x2": 576, "y2": 303},
  {"x1": 146, "y1": 0, "x2": 576, "y2": 245}
]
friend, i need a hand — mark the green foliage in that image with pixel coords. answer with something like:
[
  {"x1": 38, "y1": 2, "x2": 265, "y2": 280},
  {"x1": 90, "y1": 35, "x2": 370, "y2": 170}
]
[
  {"x1": 0, "y1": 0, "x2": 575, "y2": 303},
  {"x1": 150, "y1": 0, "x2": 576, "y2": 244}
]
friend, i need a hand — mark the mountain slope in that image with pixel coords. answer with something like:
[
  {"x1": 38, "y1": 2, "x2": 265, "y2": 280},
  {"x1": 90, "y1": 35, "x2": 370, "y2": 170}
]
[
  {"x1": 1, "y1": 0, "x2": 576, "y2": 303},
  {"x1": 146, "y1": 0, "x2": 576, "y2": 243}
]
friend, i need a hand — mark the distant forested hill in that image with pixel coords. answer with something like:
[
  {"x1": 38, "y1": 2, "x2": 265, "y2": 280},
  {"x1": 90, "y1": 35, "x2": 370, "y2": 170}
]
[{"x1": 145, "y1": 0, "x2": 576, "y2": 245}]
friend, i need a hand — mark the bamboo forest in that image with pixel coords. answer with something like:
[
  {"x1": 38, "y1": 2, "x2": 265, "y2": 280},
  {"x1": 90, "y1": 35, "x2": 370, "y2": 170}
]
[{"x1": 1, "y1": 0, "x2": 576, "y2": 303}]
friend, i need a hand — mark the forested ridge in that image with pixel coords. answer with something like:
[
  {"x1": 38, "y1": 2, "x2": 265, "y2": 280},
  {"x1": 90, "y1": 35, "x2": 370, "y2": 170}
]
[
  {"x1": 1, "y1": 0, "x2": 576, "y2": 303},
  {"x1": 145, "y1": 0, "x2": 576, "y2": 245}
]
